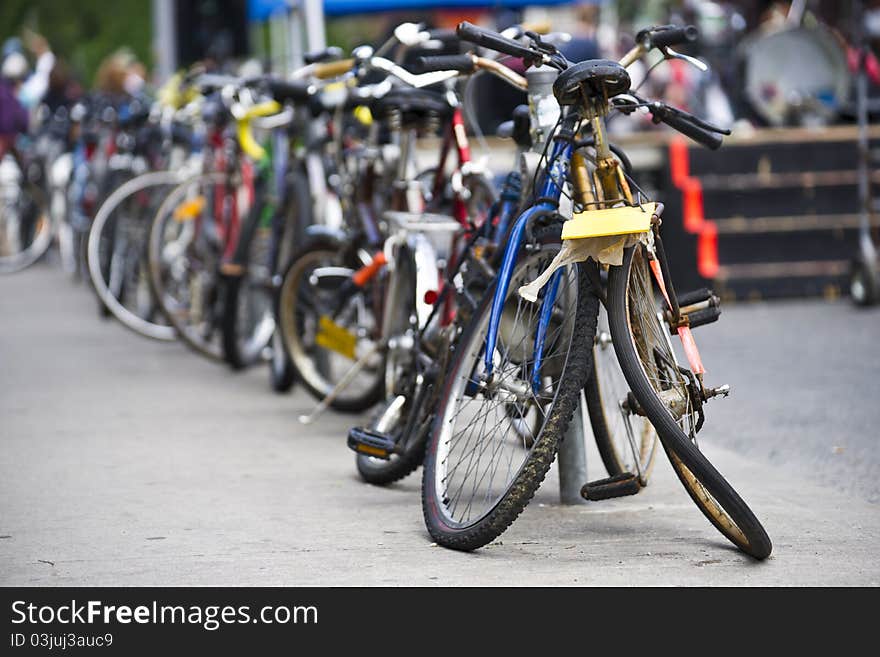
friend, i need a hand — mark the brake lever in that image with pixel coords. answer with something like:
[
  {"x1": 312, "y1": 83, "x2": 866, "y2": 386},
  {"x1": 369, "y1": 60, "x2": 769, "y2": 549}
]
[
  {"x1": 664, "y1": 47, "x2": 709, "y2": 72},
  {"x1": 524, "y1": 30, "x2": 559, "y2": 57}
]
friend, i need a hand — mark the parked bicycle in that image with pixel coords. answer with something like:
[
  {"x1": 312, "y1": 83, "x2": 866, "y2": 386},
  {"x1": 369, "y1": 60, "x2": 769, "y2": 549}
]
[{"x1": 417, "y1": 22, "x2": 772, "y2": 560}]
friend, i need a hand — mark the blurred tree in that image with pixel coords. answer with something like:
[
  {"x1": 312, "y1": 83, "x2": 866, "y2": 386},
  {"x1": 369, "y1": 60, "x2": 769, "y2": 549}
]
[{"x1": 0, "y1": 0, "x2": 151, "y2": 86}]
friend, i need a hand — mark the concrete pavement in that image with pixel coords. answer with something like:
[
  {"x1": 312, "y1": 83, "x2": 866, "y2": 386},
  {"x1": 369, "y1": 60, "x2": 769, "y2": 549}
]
[{"x1": 1, "y1": 265, "x2": 878, "y2": 585}]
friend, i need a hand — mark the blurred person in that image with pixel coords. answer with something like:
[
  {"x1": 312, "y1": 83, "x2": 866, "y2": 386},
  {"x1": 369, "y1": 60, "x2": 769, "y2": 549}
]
[
  {"x1": 42, "y1": 59, "x2": 84, "y2": 113},
  {"x1": 561, "y1": 2, "x2": 601, "y2": 63},
  {"x1": 17, "y1": 30, "x2": 55, "y2": 109},
  {"x1": 95, "y1": 50, "x2": 134, "y2": 96},
  {"x1": 95, "y1": 49, "x2": 148, "y2": 99},
  {"x1": 0, "y1": 52, "x2": 30, "y2": 151},
  {"x1": 1, "y1": 52, "x2": 35, "y2": 255}
]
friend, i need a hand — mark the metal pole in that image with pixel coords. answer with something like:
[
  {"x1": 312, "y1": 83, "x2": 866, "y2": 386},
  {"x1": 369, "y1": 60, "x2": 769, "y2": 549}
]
[
  {"x1": 302, "y1": 0, "x2": 327, "y2": 52},
  {"x1": 287, "y1": 1, "x2": 305, "y2": 68},
  {"x1": 151, "y1": 0, "x2": 178, "y2": 83},
  {"x1": 558, "y1": 390, "x2": 589, "y2": 505}
]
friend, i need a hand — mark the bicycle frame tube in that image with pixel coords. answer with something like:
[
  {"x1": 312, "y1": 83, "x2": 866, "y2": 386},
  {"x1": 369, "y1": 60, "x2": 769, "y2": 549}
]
[
  {"x1": 482, "y1": 136, "x2": 573, "y2": 377},
  {"x1": 530, "y1": 267, "x2": 563, "y2": 392}
]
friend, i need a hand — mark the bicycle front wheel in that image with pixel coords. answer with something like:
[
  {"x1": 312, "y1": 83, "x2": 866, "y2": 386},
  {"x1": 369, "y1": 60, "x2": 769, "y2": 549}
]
[
  {"x1": 148, "y1": 172, "x2": 232, "y2": 361},
  {"x1": 607, "y1": 243, "x2": 772, "y2": 559},
  {"x1": 421, "y1": 226, "x2": 599, "y2": 551}
]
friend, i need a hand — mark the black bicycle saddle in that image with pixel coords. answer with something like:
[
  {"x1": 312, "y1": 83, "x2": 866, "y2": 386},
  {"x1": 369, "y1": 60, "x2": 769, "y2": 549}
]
[{"x1": 553, "y1": 59, "x2": 631, "y2": 106}]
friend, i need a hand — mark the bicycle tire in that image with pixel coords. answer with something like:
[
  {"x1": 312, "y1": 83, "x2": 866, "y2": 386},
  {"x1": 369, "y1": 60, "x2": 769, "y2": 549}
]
[
  {"x1": 87, "y1": 171, "x2": 182, "y2": 340},
  {"x1": 607, "y1": 243, "x2": 772, "y2": 559},
  {"x1": 223, "y1": 169, "x2": 312, "y2": 369},
  {"x1": 148, "y1": 172, "x2": 230, "y2": 361},
  {"x1": 0, "y1": 180, "x2": 53, "y2": 274},
  {"x1": 220, "y1": 197, "x2": 273, "y2": 370},
  {"x1": 421, "y1": 225, "x2": 599, "y2": 551},
  {"x1": 355, "y1": 241, "x2": 424, "y2": 485},
  {"x1": 276, "y1": 233, "x2": 384, "y2": 412}
]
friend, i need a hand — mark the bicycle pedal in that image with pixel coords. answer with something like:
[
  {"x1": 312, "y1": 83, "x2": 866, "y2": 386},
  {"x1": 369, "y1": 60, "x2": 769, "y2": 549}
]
[
  {"x1": 677, "y1": 287, "x2": 715, "y2": 307},
  {"x1": 687, "y1": 305, "x2": 721, "y2": 329},
  {"x1": 347, "y1": 426, "x2": 397, "y2": 460},
  {"x1": 580, "y1": 472, "x2": 642, "y2": 501},
  {"x1": 678, "y1": 287, "x2": 721, "y2": 329}
]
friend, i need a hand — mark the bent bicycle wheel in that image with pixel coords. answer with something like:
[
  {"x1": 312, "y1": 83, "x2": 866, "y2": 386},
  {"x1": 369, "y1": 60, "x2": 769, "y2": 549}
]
[
  {"x1": 421, "y1": 226, "x2": 599, "y2": 551},
  {"x1": 607, "y1": 243, "x2": 772, "y2": 559}
]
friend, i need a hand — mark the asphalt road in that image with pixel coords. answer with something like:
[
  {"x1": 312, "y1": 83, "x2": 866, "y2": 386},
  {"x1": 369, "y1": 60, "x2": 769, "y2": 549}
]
[{"x1": 1, "y1": 264, "x2": 878, "y2": 585}]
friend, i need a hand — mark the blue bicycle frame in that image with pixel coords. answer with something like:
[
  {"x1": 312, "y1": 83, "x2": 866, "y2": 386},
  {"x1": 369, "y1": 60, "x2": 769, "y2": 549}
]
[{"x1": 483, "y1": 129, "x2": 574, "y2": 393}]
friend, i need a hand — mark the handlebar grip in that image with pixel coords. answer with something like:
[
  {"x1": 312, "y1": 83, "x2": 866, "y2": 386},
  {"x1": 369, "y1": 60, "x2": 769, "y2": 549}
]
[
  {"x1": 656, "y1": 107, "x2": 722, "y2": 150},
  {"x1": 266, "y1": 79, "x2": 313, "y2": 104},
  {"x1": 415, "y1": 54, "x2": 476, "y2": 74},
  {"x1": 304, "y1": 46, "x2": 344, "y2": 65},
  {"x1": 313, "y1": 58, "x2": 355, "y2": 80},
  {"x1": 643, "y1": 25, "x2": 699, "y2": 49},
  {"x1": 456, "y1": 21, "x2": 534, "y2": 60},
  {"x1": 194, "y1": 73, "x2": 240, "y2": 93},
  {"x1": 425, "y1": 27, "x2": 458, "y2": 42}
]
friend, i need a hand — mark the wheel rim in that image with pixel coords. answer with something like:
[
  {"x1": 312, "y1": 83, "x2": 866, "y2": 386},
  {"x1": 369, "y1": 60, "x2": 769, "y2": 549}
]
[{"x1": 667, "y1": 449, "x2": 750, "y2": 549}]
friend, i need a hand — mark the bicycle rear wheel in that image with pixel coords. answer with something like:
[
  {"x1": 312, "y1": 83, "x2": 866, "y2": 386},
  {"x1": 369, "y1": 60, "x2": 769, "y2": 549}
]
[
  {"x1": 607, "y1": 243, "x2": 772, "y2": 559},
  {"x1": 276, "y1": 233, "x2": 384, "y2": 412},
  {"x1": 586, "y1": 304, "x2": 658, "y2": 482}
]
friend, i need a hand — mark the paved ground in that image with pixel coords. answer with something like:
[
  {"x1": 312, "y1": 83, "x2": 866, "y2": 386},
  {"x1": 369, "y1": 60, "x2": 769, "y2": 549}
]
[{"x1": 1, "y1": 265, "x2": 878, "y2": 586}]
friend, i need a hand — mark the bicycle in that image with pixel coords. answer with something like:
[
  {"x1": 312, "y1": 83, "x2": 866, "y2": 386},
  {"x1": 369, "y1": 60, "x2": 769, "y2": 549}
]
[
  {"x1": 277, "y1": 37, "x2": 495, "y2": 416},
  {"x1": 419, "y1": 22, "x2": 772, "y2": 559}
]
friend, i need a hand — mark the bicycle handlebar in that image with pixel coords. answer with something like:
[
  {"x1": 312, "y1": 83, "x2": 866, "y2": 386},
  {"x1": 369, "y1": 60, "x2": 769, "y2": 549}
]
[
  {"x1": 424, "y1": 27, "x2": 458, "y2": 42},
  {"x1": 313, "y1": 59, "x2": 355, "y2": 80},
  {"x1": 264, "y1": 78, "x2": 314, "y2": 104},
  {"x1": 414, "y1": 54, "x2": 526, "y2": 90},
  {"x1": 456, "y1": 22, "x2": 537, "y2": 62},
  {"x1": 648, "y1": 102, "x2": 724, "y2": 150},
  {"x1": 636, "y1": 25, "x2": 699, "y2": 50},
  {"x1": 304, "y1": 46, "x2": 345, "y2": 65},
  {"x1": 416, "y1": 54, "x2": 477, "y2": 74}
]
